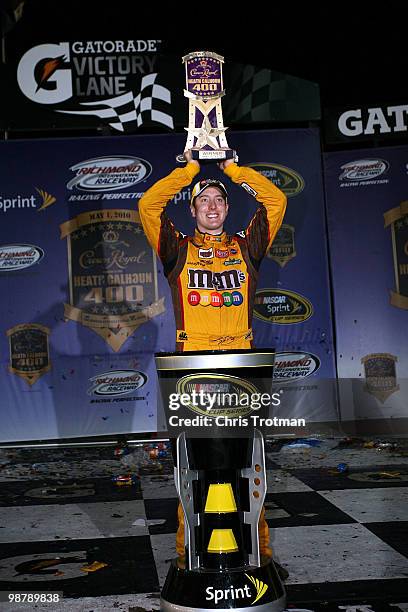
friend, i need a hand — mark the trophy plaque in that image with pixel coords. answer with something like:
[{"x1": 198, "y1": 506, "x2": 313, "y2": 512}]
[{"x1": 178, "y1": 51, "x2": 237, "y2": 163}]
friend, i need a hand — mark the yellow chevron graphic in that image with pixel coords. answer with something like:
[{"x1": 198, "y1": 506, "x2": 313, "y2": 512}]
[
  {"x1": 245, "y1": 573, "x2": 269, "y2": 605},
  {"x1": 36, "y1": 188, "x2": 57, "y2": 211}
]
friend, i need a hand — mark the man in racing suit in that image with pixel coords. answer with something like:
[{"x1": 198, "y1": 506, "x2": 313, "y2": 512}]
[{"x1": 138, "y1": 151, "x2": 287, "y2": 570}]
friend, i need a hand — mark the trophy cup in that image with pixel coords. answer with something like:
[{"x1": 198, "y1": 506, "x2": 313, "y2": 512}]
[{"x1": 178, "y1": 51, "x2": 238, "y2": 163}]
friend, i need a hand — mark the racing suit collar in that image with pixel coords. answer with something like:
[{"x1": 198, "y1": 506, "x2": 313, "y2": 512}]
[{"x1": 193, "y1": 228, "x2": 227, "y2": 245}]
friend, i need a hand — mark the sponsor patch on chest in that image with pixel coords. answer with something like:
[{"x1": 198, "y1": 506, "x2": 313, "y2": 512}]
[
  {"x1": 187, "y1": 268, "x2": 246, "y2": 290},
  {"x1": 215, "y1": 249, "x2": 228, "y2": 258},
  {"x1": 198, "y1": 247, "x2": 213, "y2": 259}
]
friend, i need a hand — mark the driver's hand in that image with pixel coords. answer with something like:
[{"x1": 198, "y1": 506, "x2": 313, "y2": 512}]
[
  {"x1": 218, "y1": 158, "x2": 235, "y2": 171},
  {"x1": 184, "y1": 149, "x2": 200, "y2": 168}
]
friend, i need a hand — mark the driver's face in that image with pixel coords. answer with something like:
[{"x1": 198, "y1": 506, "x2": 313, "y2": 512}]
[{"x1": 190, "y1": 187, "x2": 229, "y2": 235}]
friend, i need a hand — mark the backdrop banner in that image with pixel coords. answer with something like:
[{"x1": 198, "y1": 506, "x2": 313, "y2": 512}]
[
  {"x1": 0, "y1": 128, "x2": 336, "y2": 442},
  {"x1": 324, "y1": 145, "x2": 408, "y2": 434}
]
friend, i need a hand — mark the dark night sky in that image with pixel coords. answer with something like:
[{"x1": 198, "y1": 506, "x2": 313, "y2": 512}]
[{"x1": 3, "y1": 0, "x2": 405, "y2": 110}]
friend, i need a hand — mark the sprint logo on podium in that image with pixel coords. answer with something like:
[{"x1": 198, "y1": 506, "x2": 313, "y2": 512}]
[
  {"x1": 246, "y1": 574, "x2": 269, "y2": 604},
  {"x1": 205, "y1": 575, "x2": 268, "y2": 605}
]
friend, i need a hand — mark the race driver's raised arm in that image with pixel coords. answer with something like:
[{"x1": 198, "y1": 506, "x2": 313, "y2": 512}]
[
  {"x1": 222, "y1": 162, "x2": 287, "y2": 267},
  {"x1": 138, "y1": 159, "x2": 200, "y2": 266}
]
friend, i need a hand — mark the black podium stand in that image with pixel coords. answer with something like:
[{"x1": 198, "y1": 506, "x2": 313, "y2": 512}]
[{"x1": 155, "y1": 350, "x2": 286, "y2": 612}]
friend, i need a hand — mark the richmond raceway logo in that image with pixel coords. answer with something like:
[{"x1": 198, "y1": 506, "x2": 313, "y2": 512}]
[
  {"x1": 67, "y1": 156, "x2": 152, "y2": 192},
  {"x1": 88, "y1": 369, "x2": 147, "y2": 397},
  {"x1": 16, "y1": 41, "x2": 174, "y2": 132},
  {"x1": 0, "y1": 245, "x2": 44, "y2": 272},
  {"x1": 339, "y1": 159, "x2": 389, "y2": 185},
  {"x1": 273, "y1": 352, "x2": 321, "y2": 384}
]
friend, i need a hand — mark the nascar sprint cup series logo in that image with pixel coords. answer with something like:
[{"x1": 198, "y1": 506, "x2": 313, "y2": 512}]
[
  {"x1": 247, "y1": 163, "x2": 304, "y2": 197},
  {"x1": 175, "y1": 373, "x2": 260, "y2": 418},
  {"x1": 16, "y1": 40, "x2": 174, "y2": 132},
  {"x1": 67, "y1": 156, "x2": 152, "y2": 202},
  {"x1": 254, "y1": 289, "x2": 313, "y2": 324}
]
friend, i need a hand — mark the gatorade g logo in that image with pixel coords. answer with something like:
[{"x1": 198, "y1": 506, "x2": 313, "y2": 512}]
[
  {"x1": 187, "y1": 268, "x2": 245, "y2": 290},
  {"x1": 17, "y1": 43, "x2": 73, "y2": 104}
]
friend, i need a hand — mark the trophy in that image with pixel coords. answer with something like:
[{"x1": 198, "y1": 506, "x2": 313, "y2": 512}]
[{"x1": 178, "y1": 51, "x2": 238, "y2": 163}]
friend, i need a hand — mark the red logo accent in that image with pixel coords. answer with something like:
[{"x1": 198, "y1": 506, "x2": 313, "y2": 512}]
[
  {"x1": 215, "y1": 249, "x2": 228, "y2": 258},
  {"x1": 188, "y1": 291, "x2": 201, "y2": 306},
  {"x1": 210, "y1": 292, "x2": 224, "y2": 307}
]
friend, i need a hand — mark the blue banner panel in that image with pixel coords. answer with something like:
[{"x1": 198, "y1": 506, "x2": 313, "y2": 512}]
[
  {"x1": 324, "y1": 147, "x2": 408, "y2": 428},
  {"x1": 0, "y1": 129, "x2": 336, "y2": 442}
]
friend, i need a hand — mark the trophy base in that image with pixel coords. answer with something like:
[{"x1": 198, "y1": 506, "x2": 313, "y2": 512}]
[
  {"x1": 176, "y1": 149, "x2": 238, "y2": 165},
  {"x1": 160, "y1": 557, "x2": 286, "y2": 611},
  {"x1": 192, "y1": 148, "x2": 237, "y2": 162}
]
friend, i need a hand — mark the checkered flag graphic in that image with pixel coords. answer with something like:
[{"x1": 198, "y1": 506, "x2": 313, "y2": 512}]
[
  {"x1": 57, "y1": 73, "x2": 174, "y2": 132},
  {"x1": 226, "y1": 64, "x2": 320, "y2": 123},
  {"x1": 226, "y1": 65, "x2": 287, "y2": 122}
]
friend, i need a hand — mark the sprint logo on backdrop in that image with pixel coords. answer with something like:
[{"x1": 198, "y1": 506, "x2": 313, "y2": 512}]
[{"x1": 0, "y1": 189, "x2": 56, "y2": 213}]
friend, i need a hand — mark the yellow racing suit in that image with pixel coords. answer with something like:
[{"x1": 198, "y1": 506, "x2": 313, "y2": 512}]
[
  {"x1": 139, "y1": 162, "x2": 287, "y2": 351},
  {"x1": 139, "y1": 162, "x2": 287, "y2": 558}
]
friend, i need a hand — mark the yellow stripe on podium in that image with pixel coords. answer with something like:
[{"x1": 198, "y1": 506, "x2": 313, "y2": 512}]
[
  {"x1": 207, "y1": 529, "x2": 238, "y2": 553},
  {"x1": 205, "y1": 483, "x2": 237, "y2": 513}
]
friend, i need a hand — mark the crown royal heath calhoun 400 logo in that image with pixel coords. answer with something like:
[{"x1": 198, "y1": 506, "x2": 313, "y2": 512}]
[{"x1": 60, "y1": 209, "x2": 164, "y2": 351}]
